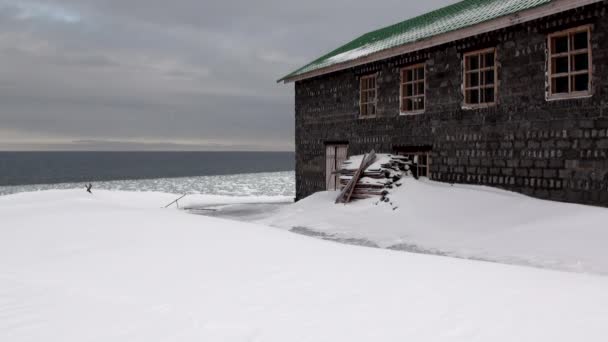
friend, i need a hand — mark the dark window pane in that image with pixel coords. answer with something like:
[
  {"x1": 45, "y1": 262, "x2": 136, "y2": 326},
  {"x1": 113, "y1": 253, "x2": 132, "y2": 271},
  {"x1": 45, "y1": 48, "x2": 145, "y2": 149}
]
[
  {"x1": 553, "y1": 56, "x2": 569, "y2": 74},
  {"x1": 361, "y1": 91, "x2": 368, "y2": 103},
  {"x1": 484, "y1": 70, "x2": 494, "y2": 85},
  {"x1": 468, "y1": 55, "x2": 479, "y2": 70},
  {"x1": 552, "y1": 35, "x2": 568, "y2": 54},
  {"x1": 572, "y1": 53, "x2": 589, "y2": 71},
  {"x1": 416, "y1": 82, "x2": 424, "y2": 95},
  {"x1": 419, "y1": 97, "x2": 425, "y2": 110},
  {"x1": 573, "y1": 74, "x2": 589, "y2": 92},
  {"x1": 370, "y1": 104, "x2": 376, "y2": 115},
  {"x1": 368, "y1": 90, "x2": 376, "y2": 101},
  {"x1": 553, "y1": 76, "x2": 569, "y2": 93},
  {"x1": 572, "y1": 31, "x2": 588, "y2": 50},
  {"x1": 416, "y1": 67, "x2": 424, "y2": 80},
  {"x1": 468, "y1": 72, "x2": 479, "y2": 87},
  {"x1": 412, "y1": 97, "x2": 420, "y2": 111},
  {"x1": 484, "y1": 87, "x2": 495, "y2": 103},
  {"x1": 484, "y1": 52, "x2": 495, "y2": 68},
  {"x1": 406, "y1": 84, "x2": 413, "y2": 96},
  {"x1": 468, "y1": 89, "x2": 479, "y2": 104},
  {"x1": 406, "y1": 70, "x2": 413, "y2": 82},
  {"x1": 405, "y1": 99, "x2": 413, "y2": 111}
]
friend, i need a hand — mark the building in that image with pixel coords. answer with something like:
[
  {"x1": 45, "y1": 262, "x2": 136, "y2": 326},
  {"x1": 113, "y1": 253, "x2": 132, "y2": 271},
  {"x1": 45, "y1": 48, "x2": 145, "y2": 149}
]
[{"x1": 279, "y1": 0, "x2": 608, "y2": 206}]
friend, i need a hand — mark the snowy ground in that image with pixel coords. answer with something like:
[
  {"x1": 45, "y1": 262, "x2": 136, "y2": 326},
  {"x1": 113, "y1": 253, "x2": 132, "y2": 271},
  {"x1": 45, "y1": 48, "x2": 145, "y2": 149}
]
[
  {"x1": 1, "y1": 189, "x2": 608, "y2": 341},
  {"x1": 262, "y1": 178, "x2": 608, "y2": 275}
]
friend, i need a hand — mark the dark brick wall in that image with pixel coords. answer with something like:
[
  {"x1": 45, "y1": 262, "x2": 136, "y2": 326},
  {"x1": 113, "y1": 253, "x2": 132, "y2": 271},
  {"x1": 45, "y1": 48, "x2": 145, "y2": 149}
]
[{"x1": 294, "y1": 2, "x2": 608, "y2": 206}]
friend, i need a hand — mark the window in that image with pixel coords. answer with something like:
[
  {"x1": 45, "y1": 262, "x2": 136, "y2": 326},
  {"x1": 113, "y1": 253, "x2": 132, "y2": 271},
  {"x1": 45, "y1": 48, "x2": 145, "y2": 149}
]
[
  {"x1": 394, "y1": 148, "x2": 431, "y2": 178},
  {"x1": 360, "y1": 74, "x2": 377, "y2": 117},
  {"x1": 400, "y1": 152, "x2": 430, "y2": 178},
  {"x1": 548, "y1": 25, "x2": 592, "y2": 99},
  {"x1": 400, "y1": 64, "x2": 425, "y2": 114},
  {"x1": 463, "y1": 48, "x2": 497, "y2": 107}
]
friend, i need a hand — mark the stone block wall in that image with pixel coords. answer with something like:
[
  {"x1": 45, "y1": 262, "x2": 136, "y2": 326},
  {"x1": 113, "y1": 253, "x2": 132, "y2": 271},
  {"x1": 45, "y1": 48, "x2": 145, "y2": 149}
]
[{"x1": 294, "y1": 1, "x2": 608, "y2": 206}]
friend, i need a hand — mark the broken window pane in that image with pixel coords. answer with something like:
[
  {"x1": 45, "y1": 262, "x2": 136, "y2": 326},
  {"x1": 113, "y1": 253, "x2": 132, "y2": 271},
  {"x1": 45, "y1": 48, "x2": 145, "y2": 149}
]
[{"x1": 401, "y1": 65, "x2": 426, "y2": 113}]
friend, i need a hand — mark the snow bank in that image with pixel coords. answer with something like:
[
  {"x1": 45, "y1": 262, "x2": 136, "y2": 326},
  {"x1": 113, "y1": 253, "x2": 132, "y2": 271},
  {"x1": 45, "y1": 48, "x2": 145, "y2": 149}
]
[
  {"x1": 263, "y1": 178, "x2": 608, "y2": 275},
  {"x1": 2, "y1": 190, "x2": 608, "y2": 341}
]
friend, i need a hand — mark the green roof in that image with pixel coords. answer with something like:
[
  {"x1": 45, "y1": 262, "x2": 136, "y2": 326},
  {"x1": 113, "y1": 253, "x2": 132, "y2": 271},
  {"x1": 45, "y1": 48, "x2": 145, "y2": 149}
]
[{"x1": 279, "y1": 0, "x2": 552, "y2": 82}]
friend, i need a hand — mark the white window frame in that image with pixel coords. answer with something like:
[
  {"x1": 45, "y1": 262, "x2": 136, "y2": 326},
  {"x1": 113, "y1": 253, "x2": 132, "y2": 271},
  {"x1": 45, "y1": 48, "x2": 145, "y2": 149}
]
[
  {"x1": 547, "y1": 25, "x2": 593, "y2": 101},
  {"x1": 359, "y1": 74, "x2": 377, "y2": 118},
  {"x1": 462, "y1": 47, "x2": 498, "y2": 109},
  {"x1": 400, "y1": 63, "x2": 426, "y2": 115}
]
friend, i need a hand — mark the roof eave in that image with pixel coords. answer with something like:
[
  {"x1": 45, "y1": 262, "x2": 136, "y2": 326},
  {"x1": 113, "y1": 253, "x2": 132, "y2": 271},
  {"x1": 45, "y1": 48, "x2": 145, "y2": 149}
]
[{"x1": 279, "y1": 0, "x2": 601, "y2": 84}]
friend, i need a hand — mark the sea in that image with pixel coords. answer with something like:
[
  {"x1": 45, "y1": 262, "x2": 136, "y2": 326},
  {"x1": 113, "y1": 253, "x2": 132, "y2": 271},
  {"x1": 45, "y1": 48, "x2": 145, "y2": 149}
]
[{"x1": 0, "y1": 151, "x2": 295, "y2": 197}]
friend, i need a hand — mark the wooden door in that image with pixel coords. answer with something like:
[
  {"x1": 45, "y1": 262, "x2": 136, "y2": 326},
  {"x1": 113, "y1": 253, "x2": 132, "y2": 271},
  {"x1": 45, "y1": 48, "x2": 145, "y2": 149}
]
[{"x1": 326, "y1": 144, "x2": 348, "y2": 190}]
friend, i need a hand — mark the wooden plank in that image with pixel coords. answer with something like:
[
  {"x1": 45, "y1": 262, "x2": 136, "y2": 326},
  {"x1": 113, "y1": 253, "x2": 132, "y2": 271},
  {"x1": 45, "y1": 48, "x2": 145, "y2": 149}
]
[
  {"x1": 163, "y1": 194, "x2": 187, "y2": 208},
  {"x1": 335, "y1": 154, "x2": 366, "y2": 204},
  {"x1": 345, "y1": 151, "x2": 377, "y2": 203},
  {"x1": 335, "y1": 150, "x2": 376, "y2": 204},
  {"x1": 325, "y1": 145, "x2": 335, "y2": 190}
]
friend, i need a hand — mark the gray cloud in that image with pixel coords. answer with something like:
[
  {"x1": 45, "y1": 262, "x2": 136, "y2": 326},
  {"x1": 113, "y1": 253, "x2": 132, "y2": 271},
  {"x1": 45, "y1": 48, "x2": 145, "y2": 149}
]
[{"x1": 0, "y1": 0, "x2": 456, "y2": 151}]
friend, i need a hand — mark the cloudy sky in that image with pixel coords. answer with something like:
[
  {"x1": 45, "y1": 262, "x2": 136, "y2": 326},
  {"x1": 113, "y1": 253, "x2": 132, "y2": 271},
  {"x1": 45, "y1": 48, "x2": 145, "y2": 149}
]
[{"x1": 0, "y1": 0, "x2": 455, "y2": 151}]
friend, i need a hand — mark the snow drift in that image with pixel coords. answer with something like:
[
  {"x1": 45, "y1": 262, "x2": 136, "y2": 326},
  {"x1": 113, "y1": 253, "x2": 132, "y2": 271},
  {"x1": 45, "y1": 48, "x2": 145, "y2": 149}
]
[
  {"x1": 1, "y1": 189, "x2": 607, "y2": 341},
  {"x1": 264, "y1": 178, "x2": 608, "y2": 275}
]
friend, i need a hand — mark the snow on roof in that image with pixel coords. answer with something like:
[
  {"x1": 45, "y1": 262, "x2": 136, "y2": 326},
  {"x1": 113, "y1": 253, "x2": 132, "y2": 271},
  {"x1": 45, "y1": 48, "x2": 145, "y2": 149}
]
[{"x1": 279, "y1": 0, "x2": 553, "y2": 82}]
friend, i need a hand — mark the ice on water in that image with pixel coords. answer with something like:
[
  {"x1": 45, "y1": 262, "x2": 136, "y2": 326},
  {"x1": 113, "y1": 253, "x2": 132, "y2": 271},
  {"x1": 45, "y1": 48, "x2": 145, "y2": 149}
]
[{"x1": 0, "y1": 171, "x2": 295, "y2": 197}]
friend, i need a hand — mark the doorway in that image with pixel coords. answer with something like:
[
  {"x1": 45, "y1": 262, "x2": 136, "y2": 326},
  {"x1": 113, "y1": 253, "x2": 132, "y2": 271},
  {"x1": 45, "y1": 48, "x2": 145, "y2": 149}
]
[{"x1": 325, "y1": 144, "x2": 348, "y2": 190}]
